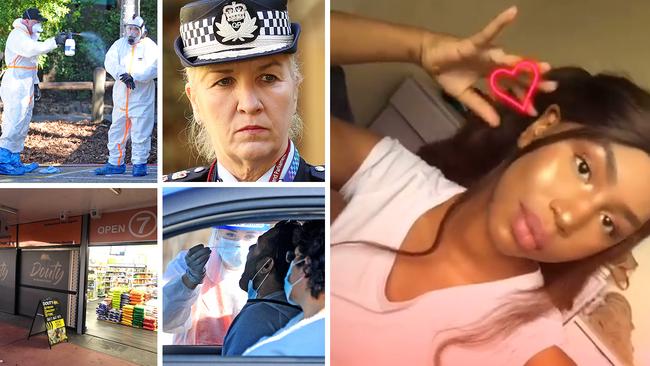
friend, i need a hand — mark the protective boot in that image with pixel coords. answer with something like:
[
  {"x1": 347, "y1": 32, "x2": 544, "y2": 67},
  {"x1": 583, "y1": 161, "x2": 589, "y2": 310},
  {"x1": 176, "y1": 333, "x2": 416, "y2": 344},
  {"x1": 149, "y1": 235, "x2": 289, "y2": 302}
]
[
  {"x1": 0, "y1": 147, "x2": 25, "y2": 175},
  {"x1": 132, "y1": 164, "x2": 148, "y2": 177},
  {"x1": 95, "y1": 163, "x2": 126, "y2": 175}
]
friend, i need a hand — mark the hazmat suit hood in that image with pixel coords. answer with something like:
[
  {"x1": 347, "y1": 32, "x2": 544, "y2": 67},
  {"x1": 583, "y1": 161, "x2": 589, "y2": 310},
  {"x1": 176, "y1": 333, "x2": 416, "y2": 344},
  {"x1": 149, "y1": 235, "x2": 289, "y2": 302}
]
[
  {"x1": 125, "y1": 16, "x2": 147, "y2": 45},
  {"x1": 12, "y1": 19, "x2": 29, "y2": 33}
]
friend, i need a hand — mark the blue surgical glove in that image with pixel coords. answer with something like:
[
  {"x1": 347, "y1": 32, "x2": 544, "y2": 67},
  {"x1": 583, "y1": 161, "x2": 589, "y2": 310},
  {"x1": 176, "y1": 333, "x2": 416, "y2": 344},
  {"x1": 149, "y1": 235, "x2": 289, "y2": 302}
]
[{"x1": 184, "y1": 244, "x2": 211, "y2": 287}]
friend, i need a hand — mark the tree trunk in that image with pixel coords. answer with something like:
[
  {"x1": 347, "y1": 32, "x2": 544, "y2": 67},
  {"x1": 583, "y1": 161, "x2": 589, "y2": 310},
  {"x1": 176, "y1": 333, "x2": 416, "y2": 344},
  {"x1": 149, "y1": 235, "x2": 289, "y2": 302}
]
[{"x1": 119, "y1": 0, "x2": 140, "y2": 37}]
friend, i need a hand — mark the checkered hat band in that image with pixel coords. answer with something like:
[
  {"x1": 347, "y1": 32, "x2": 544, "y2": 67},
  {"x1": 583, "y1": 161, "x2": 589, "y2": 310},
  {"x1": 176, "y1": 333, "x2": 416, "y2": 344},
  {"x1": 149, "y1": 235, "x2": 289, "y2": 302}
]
[{"x1": 180, "y1": 10, "x2": 292, "y2": 49}]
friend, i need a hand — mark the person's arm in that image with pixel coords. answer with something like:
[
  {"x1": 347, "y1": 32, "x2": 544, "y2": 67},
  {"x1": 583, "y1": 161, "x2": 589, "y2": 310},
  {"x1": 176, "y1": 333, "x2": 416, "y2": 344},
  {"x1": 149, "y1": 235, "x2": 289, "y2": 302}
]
[
  {"x1": 161, "y1": 253, "x2": 201, "y2": 333},
  {"x1": 331, "y1": 11, "x2": 429, "y2": 66},
  {"x1": 331, "y1": 7, "x2": 556, "y2": 126},
  {"x1": 104, "y1": 41, "x2": 124, "y2": 81},
  {"x1": 8, "y1": 32, "x2": 57, "y2": 59},
  {"x1": 524, "y1": 346, "x2": 577, "y2": 366},
  {"x1": 331, "y1": 117, "x2": 382, "y2": 191}
]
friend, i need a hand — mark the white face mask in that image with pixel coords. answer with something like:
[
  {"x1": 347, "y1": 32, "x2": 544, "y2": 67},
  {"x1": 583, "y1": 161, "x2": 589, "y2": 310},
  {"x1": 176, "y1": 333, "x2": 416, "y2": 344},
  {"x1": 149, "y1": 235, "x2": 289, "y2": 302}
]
[
  {"x1": 217, "y1": 238, "x2": 246, "y2": 268},
  {"x1": 209, "y1": 227, "x2": 263, "y2": 268},
  {"x1": 32, "y1": 23, "x2": 43, "y2": 37}
]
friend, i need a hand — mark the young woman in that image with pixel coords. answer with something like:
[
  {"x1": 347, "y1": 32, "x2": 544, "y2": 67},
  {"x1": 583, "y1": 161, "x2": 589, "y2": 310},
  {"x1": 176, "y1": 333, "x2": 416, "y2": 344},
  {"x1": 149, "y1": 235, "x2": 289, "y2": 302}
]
[{"x1": 330, "y1": 7, "x2": 650, "y2": 366}]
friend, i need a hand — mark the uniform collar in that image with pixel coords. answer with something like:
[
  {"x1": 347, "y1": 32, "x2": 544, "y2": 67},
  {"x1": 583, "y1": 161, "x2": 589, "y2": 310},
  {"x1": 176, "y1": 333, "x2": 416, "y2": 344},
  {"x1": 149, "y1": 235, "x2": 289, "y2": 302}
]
[{"x1": 216, "y1": 141, "x2": 295, "y2": 182}]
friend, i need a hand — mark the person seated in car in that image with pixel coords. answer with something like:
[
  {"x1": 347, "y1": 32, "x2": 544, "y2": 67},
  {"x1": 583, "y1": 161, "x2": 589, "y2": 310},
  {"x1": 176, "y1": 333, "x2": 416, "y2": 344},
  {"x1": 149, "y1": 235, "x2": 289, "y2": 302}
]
[{"x1": 222, "y1": 221, "x2": 303, "y2": 355}]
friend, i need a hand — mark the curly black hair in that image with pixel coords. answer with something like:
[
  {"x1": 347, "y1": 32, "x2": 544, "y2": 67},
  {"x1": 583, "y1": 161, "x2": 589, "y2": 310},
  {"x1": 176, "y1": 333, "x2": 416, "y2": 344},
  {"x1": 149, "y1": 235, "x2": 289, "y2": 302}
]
[
  {"x1": 262, "y1": 220, "x2": 302, "y2": 283},
  {"x1": 293, "y1": 220, "x2": 325, "y2": 298}
]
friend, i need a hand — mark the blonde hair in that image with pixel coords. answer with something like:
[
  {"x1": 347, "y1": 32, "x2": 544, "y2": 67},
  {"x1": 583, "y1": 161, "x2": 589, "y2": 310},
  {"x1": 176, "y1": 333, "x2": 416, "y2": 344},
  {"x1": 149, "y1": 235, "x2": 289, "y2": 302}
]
[{"x1": 183, "y1": 54, "x2": 303, "y2": 161}]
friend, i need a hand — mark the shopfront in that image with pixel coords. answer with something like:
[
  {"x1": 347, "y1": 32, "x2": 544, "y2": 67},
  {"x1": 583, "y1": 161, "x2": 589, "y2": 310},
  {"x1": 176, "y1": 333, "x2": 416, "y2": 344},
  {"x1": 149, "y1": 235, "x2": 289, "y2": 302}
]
[
  {"x1": 0, "y1": 225, "x2": 18, "y2": 315},
  {"x1": 0, "y1": 189, "x2": 158, "y2": 353},
  {"x1": 85, "y1": 207, "x2": 158, "y2": 352}
]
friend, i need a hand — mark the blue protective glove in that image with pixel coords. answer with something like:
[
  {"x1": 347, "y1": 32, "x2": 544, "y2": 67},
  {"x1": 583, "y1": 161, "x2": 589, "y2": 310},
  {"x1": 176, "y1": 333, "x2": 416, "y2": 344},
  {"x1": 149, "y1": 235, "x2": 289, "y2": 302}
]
[{"x1": 184, "y1": 244, "x2": 211, "y2": 286}]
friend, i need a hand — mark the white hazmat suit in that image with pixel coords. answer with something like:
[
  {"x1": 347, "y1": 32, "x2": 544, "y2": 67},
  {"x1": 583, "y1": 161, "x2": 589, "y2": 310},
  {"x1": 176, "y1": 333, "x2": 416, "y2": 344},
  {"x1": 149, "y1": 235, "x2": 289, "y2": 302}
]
[
  {"x1": 0, "y1": 19, "x2": 57, "y2": 154},
  {"x1": 103, "y1": 28, "x2": 157, "y2": 168}
]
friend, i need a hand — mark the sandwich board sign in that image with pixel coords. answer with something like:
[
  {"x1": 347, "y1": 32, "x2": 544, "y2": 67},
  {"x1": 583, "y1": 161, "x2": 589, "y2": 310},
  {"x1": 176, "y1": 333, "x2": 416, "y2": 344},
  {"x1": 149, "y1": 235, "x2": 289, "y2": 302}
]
[{"x1": 27, "y1": 297, "x2": 68, "y2": 348}]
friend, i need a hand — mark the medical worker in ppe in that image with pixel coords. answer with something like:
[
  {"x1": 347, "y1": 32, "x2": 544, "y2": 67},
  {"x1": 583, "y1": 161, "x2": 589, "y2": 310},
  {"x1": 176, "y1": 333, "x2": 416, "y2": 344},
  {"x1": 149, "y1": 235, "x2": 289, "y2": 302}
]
[
  {"x1": 96, "y1": 14, "x2": 157, "y2": 177},
  {"x1": 244, "y1": 220, "x2": 325, "y2": 356},
  {"x1": 163, "y1": 223, "x2": 270, "y2": 345},
  {"x1": 0, "y1": 8, "x2": 66, "y2": 175}
]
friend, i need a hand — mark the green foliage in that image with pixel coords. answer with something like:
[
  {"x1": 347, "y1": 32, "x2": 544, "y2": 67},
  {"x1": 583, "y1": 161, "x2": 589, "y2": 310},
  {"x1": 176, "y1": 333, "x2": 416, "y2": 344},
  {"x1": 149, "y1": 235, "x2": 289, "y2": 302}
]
[
  {"x1": 46, "y1": 0, "x2": 157, "y2": 81},
  {"x1": 0, "y1": 0, "x2": 71, "y2": 52},
  {"x1": 0, "y1": 0, "x2": 157, "y2": 82},
  {"x1": 140, "y1": 0, "x2": 157, "y2": 42}
]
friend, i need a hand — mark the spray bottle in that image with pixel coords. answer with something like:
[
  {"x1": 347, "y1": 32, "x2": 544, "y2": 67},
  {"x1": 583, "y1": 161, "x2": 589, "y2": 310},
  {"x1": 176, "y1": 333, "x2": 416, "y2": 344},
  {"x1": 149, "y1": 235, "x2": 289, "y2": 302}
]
[{"x1": 64, "y1": 31, "x2": 76, "y2": 57}]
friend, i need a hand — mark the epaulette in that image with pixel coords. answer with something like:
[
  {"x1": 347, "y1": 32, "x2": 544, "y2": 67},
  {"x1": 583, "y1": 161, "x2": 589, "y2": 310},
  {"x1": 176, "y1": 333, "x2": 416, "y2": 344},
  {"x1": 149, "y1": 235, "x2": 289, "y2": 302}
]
[{"x1": 162, "y1": 166, "x2": 209, "y2": 182}]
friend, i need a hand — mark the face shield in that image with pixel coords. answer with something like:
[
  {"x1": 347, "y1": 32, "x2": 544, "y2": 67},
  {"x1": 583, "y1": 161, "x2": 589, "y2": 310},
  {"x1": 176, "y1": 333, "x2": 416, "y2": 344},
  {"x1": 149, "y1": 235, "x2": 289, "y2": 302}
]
[
  {"x1": 209, "y1": 224, "x2": 270, "y2": 269},
  {"x1": 125, "y1": 24, "x2": 142, "y2": 45}
]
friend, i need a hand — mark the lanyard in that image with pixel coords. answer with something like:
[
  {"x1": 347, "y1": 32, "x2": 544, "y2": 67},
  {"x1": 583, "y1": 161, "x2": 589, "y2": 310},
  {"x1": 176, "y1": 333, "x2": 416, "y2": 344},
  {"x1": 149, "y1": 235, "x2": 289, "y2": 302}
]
[
  {"x1": 208, "y1": 140, "x2": 299, "y2": 182},
  {"x1": 268, "y1": 140, "x2": 291, "y2": 182}
]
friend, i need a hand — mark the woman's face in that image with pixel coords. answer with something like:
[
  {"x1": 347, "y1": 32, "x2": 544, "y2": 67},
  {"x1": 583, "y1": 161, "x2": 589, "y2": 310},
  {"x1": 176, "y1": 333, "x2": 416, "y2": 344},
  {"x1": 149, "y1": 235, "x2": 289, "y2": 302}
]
[
  {"x1": 186, "y1": 54, "x2": 297, "y2": 163},
  {"x1": 487, "y1": 125, "x2": 650, "y2": 263}
]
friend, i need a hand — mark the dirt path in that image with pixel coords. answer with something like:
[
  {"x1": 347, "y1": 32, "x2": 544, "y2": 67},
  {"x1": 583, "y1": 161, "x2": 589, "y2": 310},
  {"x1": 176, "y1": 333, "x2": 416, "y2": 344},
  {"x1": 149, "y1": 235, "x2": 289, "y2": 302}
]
[{"x1": 18, "y1": 119, "x2": 158, "y2": 165}]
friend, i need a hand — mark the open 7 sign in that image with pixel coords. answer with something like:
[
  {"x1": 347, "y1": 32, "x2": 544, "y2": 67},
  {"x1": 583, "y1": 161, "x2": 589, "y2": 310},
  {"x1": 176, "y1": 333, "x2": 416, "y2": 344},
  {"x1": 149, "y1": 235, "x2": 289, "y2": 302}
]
[
  {"x1": 129, "y1": 210, "x2": 157, "y2": 238},
  {"x1": 89, "y1": 207, "x2": 157, "y2": 244}
]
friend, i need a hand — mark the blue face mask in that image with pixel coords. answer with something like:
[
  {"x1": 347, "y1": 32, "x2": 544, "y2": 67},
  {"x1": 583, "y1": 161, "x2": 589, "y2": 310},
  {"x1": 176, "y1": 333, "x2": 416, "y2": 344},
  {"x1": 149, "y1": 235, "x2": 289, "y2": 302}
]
[
  {"x1": 284, "y1": 259, "x2": 305, "y2": 306},
  {"x1": 247, "y1": 258, "x2": 271, "y2": 299}
]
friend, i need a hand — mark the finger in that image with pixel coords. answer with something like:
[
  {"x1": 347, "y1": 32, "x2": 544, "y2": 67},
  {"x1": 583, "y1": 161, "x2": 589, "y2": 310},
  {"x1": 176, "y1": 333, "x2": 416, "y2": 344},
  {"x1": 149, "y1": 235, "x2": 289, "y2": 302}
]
[
  {"x1": 539, "y1": 62, "x2": 551, "y2": 73},
  {"x1": 457, "y1": 88, "x2": 500, "y2": 126},
  {"x1": 200, "y1": 254, "x2": 212, "y2": 266},
  {"x1": 469, "y1": 6, "x2": 518, "y2": 46},
  {"x1": 187, "y1": 250, "x2": 210, "y2": 265},
  {"x1": 538, "y1": 80, "x2": 558, "y2": 92},
  {"x1": 188, "y1": 251, "x2": 211, "y2": 267},
  {"x1": 510, "y1": 70, "x2": 557, "y2": 93},
  {"x1": 187, "y1": 244, "x2": 205, "y2": 255},
  {"x1": 191, "y1": 247, "x2": 211, "y2": 259},
  {"x1": 187, "y1": 249, "x2": 210, "y2": 264},
  {"x1": 195, "y1": 252, "x2": 211, "y2": 266},
  {"x1": 482, "y1": 47, "x2": 522, "y2": 66}
]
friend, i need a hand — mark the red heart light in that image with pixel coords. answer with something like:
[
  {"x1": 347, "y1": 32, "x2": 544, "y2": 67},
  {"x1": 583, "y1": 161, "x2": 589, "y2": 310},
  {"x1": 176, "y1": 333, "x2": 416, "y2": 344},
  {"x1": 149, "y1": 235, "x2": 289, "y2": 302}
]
[{"x1": 489, "y1": 60, "x2": 540, "y2": 114}]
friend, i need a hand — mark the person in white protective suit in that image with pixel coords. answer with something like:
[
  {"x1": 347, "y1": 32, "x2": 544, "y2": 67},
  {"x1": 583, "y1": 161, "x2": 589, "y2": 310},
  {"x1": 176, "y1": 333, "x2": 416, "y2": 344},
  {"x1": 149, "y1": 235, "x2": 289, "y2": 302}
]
[
  {"x1": 163, "y1": 223, "x2": 270, "y2": 345},
  {"x1": 0, "y1": 8, "x2": 66, "y2": 176},
  {"x1": 96, "y1": 15, "x2": 157, "y2": 177}
]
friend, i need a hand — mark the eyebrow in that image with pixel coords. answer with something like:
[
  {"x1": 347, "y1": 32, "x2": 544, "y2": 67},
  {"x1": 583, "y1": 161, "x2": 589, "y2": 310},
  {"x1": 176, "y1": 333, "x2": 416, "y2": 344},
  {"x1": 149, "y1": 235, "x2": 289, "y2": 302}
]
[
  {"x1": 613, "y1": 203, "x2": 642, "y2": 228},
  {"x1": 200, "y1": 68, "x2": 234, "y2": 84},
  {"x1": 596, "y1": 142, "x2": 643, "y2": 227},
  {"x1": 201, "y1": 60, "x2": 282, "y2": 83}
]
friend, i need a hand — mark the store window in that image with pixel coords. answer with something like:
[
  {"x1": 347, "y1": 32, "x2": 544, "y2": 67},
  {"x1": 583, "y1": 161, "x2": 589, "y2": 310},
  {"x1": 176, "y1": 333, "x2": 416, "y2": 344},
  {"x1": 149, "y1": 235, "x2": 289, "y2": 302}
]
[
  {"x1": 85, "y1": 207, "x2": 158, "y2": 351},
  {"x1": 87, "y1": 245, "x2": 159, "y2": 348}
]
